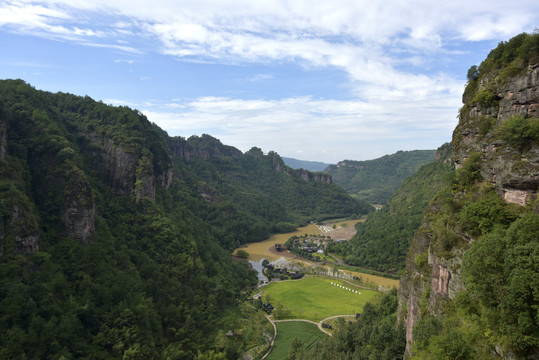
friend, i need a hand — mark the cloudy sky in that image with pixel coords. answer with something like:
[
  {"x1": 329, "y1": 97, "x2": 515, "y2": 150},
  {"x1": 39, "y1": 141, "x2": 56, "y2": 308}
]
[{"x1": 1, "y1": 1, "x2": 538, "y2": 163}]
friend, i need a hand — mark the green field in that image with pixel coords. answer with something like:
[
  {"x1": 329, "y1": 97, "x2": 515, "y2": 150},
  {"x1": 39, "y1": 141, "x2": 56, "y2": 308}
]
[
  {"x1": 262, "y1": 276, "x2": 378, "y2": 321},
  {"x1": 266, "y1": 321, "x2": 327, "y2": 360}
]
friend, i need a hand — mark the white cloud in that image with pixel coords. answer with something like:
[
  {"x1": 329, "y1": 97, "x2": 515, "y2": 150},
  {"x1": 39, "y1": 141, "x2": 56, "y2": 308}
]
[
  {"x1": 141, "y1": 91, "x2": 460, "y2": 162},
  {"x1": 2, "y1": 0, "x2": 538, "y2": 161}
]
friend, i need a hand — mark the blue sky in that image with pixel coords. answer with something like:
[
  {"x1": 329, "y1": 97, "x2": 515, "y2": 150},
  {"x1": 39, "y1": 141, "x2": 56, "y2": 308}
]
[{"x1": 1, "y1": 1, "x2": 538, "y2": 163}]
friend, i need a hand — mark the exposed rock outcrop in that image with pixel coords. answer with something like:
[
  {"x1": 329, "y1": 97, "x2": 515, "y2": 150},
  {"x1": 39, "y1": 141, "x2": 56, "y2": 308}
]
[
  {"x1": 291, "y1": 168, "x2": 332, "y2": 184},
  {"x1": 60, "y1": 169, "x2": 95, "y2": 244},
  {"x1": 454, "y1": 64, "x2": 539, "y2": 206},
  {"x1": 9, "y1": 204, "x2": 40, "y2": 255},
  {"x1": 169, "y1": 135, "x2": 243, "y2": 161},
  {"x1": 102, "y1": 138, "x2": 138, "y2": 196},
  {"x1": 271, "y1": 151, "x2": 333, "y2": 184}
]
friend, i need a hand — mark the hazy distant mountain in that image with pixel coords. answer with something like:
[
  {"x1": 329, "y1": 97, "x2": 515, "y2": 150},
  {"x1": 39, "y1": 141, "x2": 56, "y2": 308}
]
[
  {"x1": 325, "y1": 150, "x2": 436, "y2": 204},
  {"x1": 282, "y1": 157, "x2": 332, "y2": 172}
]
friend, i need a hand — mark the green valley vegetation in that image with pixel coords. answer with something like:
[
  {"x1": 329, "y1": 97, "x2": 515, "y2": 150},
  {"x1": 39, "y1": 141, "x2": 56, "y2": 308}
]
[
  {"x1": 170, "y1": 139, "x2": 373, "y2": 251},
  {"x1": 329, "y1": 143, "x2": 454, "y2": 275},
  {"x1": 266, "y1": 321, "x2": 327, "y2": 360},
  {"x1": 0, "y1": 79, "x2": 368, "y2": 359},
  {"x1": 261, "y1": 277, "x2": 378, "y2": 321},
  {"x1": 295, "y1": 289, "x2": 405, "y2": 360},
  {"x1": 409, "y1": 155, "x2": 539, "y2": 359},
  {"x1": 324, "y1": 149, "x2": 436, "y2": 204}
]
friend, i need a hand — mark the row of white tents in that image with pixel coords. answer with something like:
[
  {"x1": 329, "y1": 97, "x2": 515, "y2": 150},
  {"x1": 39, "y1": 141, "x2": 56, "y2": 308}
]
[{"x1": 330, "y1": 281, "x2": 361, "y2": 295}]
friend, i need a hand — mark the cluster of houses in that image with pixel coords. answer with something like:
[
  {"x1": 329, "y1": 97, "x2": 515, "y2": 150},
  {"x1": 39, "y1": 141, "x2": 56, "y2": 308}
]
[{"x1": 286, "y1": 235, "x2": 331, "y2": 254}]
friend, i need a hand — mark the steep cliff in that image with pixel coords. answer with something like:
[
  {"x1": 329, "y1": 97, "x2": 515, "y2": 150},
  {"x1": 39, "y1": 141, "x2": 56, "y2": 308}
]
[
  {"x1": 398, "y1": 33, "x2": 539, "y2": 359},
  {"x1": 169, "y1": 134, "x2": 243, "y2": 161}
]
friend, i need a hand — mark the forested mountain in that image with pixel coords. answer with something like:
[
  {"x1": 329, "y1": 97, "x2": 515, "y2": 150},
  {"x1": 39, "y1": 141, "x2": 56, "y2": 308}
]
[
  {"x1": 329, "y1": 143, "x2": 453, "y2": 275},
  {"x1": 282, "y1": 157, "x2": 331, "y2": 172},
  {"x1": 399, "y1": 32, "x2": 539, "y2": 359},
  {"x1": 324, "y1": 150, "x2": 436, "y2": 204},
  {"x1": 0, "y1": 79, "x2": 369, "y2": 359}
]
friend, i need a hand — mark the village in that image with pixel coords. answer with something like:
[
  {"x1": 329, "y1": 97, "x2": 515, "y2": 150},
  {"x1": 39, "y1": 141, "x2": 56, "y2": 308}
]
[{"x1": 281, "y1": 234, "x2": 339, "y2": 261}]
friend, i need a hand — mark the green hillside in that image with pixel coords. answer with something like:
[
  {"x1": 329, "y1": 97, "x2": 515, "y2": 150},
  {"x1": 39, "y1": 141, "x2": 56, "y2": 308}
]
[
  {"x1": 329, "y1": 144, "x2": 453, "y2": 274},
  {"x1": 0, "y1": 80, "x2": 369, "y2": 359},
  {"x1": 325, "y1": 150, "x2": 436, "y2": 204}
]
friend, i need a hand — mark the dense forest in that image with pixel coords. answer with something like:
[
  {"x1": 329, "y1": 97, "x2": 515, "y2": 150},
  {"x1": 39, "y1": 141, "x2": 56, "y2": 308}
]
[
  {"x1": 0, "y1": 80, "x2": 369, "y2": 359},
  {"x1": 329, "y1": 144, "x2": 453, "y2": 275},
  {"x1": 324, "y1": 150, "x2": 435, "y2": 204}
]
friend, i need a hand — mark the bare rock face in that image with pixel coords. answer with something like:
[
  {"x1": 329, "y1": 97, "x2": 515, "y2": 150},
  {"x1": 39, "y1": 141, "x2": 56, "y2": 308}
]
[
  {"x1": 291, "y1": 169, "x2": 332, "y2": 184},
  {"x1": 454, "y1": 65, "x2": 539, "y2": 206},
  {"x1": 134, "y1": 153, "x2": 156, "y2": 202},
  {"x1": 498, "y1": 65, "x2": 539, "y2": 120},
  {"x1": 102, "y1": 139, "x2": 138, "y2": 196},
  {"x1": 60, "y1": 169, "x2": 95, "y2": 244},
  {"x1": 15, "y1": 234, "x2": 39, "y2": 254},
  {"x1": 397, "y1": 219, "x2": 433, "y2": 357},
  {"x1": 9, "y1": 204, "x2": 40, "y2": 255},
  {"x1": 430, "y1": 262, "x2": 450, "y2": 297},
  {"x1": 170, "y1": 135, "x2": 243, "y2": 161}
]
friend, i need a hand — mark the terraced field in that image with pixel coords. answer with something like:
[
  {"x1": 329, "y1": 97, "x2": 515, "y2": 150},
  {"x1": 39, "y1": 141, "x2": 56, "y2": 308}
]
[{"x1": 266, "y1": 321, "x2": 326, "y2": 360}]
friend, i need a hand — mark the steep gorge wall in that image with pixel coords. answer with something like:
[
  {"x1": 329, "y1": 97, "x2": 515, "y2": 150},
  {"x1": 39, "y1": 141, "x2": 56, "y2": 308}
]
[
  {"x1": 398, "y1": 43, "x2": 539, "y2": 358},
  {"x1": 454, "y1": 64, "x2": 539, "y2": 206}
]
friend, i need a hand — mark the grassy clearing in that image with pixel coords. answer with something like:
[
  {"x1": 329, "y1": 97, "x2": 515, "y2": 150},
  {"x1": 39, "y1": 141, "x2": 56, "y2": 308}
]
[
  {"x1": 262, "y1": 277, "x2": 378, "y2": 321},
  {"x1": 266, "y1": 321, "x2": 326, "y2": 360}
]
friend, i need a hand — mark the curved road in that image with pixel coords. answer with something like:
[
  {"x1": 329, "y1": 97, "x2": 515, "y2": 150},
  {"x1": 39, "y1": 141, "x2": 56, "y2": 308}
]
[
  {"x1": 257, "y1": 275, "x2": 364, "y2": 359},
  {"x1": 260, "y1": 314, "x2": 357, "y2": 359}
]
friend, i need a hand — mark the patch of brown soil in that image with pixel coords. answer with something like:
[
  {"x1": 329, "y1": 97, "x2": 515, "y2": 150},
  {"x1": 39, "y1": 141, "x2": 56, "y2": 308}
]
[{"x1": 324, "y1": 226, "x2": 358, "y2": 240}]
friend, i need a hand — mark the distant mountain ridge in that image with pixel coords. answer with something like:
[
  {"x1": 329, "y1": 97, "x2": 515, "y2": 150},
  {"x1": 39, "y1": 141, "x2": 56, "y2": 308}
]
[
  {"x1": 325, "y1": 150, "x2": 436, "y2": 204},
  {"x1": 282, "y1": 157, "x2": 331, "y2": 172}
]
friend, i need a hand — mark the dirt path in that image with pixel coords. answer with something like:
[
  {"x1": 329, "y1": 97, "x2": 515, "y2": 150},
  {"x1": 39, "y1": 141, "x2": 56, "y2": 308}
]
[{"x1": 260, "y1": 314, "x2": 277, "y2": 360}]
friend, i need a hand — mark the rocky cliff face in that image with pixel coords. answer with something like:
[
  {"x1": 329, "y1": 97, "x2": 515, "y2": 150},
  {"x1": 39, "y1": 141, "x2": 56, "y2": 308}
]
[
  {"x1": 399, "y1": 40, "x2": 539, "y2": 358},
  {"x1": 169, "y1": 134, "x2": 243, "y2": 161},
  {"x1": 270, "y1": 151, "x2": 333, "y2": 184},
  {"x1": 291, "y1": 168, "x2": 332, "y2": 184},
  {"x1": 101, "y1": 138, "x2": 138, "y2": 196},
  {"x1": 454, "y1": 64, "x2": 539, "y2": 207},
  {"x1": 60, "y1": 169, "x2": 95, "y2": 244}
]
